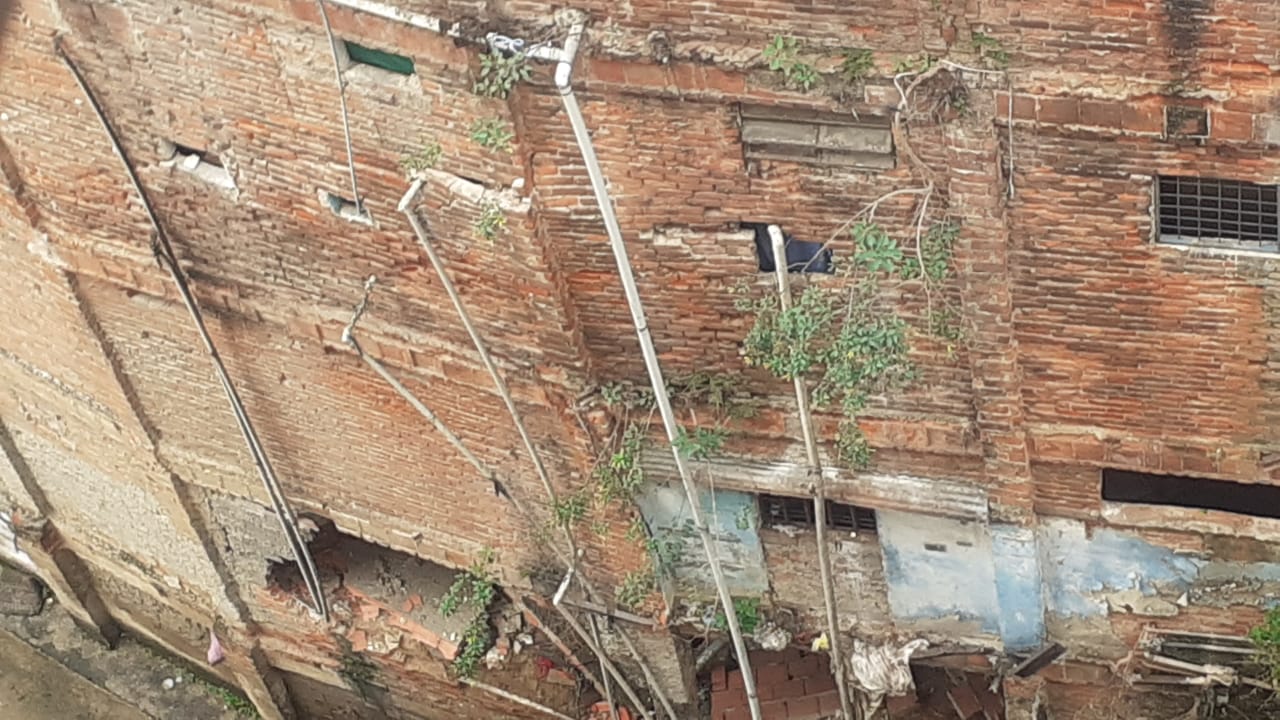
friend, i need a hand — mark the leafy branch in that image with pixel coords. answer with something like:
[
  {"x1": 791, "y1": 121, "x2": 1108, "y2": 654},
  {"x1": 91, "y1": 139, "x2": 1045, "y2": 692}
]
[
  {"x1": 439, "y1": 549, "x2": 498, "y2": 678},
  {"x1": 736, "y1": 215, "x2": 960, "y2": 468},
  {"x1": 469, "y1": 117, "x2": 515, "y2": 153},
  {"x1": 473, "y1": 49, "x2": 531, "y2": 99}
]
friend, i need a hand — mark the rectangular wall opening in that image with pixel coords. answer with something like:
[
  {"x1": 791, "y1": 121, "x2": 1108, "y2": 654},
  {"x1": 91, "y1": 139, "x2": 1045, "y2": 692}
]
[
  {"x1": 165, "y1": 142, "x2": 235, "y2": 190},
  {"x1": 1156, "y1": 175, "x2": 1279, "y2": 251},
  {"x1": 758, "y1": 493, "x2": 877, "y2": 533},
  {"x1": 342, "y1": 40, "x2": 415, "y2": 76},
  {"x1": 1101, "y1": 468, "x2": 1280, "y2": 520},
  {"x1": 742, "y1": 222, "x2": 833, "y2": 274}
]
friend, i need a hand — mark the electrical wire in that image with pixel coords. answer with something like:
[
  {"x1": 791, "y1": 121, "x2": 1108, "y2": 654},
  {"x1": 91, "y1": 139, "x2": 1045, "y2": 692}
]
[
  {"x1": 316, "y1": 0, "x2": 363, "y2": 212},
  {"x1": 54, "y1": 36, "x2": 329, "y2": 622}
]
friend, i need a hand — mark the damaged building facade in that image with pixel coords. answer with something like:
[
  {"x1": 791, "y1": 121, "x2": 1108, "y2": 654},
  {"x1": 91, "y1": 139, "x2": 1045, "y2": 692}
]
[{"x1": 2, "y1": 0, "x2": 1280, "y2": 718}]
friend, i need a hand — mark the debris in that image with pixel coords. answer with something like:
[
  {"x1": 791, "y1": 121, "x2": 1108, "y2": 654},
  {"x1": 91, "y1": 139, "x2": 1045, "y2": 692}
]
[
  {"x1": 162, "y1": 677, "x2": 176, "y2": 690},
  {"x1": 1011, "y1": 642, "x2": 1066, "y2": 678},
  {"x1": 0, "y1": 566, "x2": 44, "y2": 617},
  {"x1": 848, "y1": 638, "x2": 929, "y2": 713},
  {"x1": 811, "y1": 632, "x2": 829, "y2": 653},
  {"x1": 754, "y1": 622, "x2": 791, "y2": 652},
  {"x1": 206, "y1": 630, "x2": 225, "y2": 666}
]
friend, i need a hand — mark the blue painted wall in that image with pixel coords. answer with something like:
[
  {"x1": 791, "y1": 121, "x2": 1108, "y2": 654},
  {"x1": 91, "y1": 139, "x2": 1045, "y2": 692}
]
[
  {"x1": 877, "y1": 510, "x2": 1002, "y2": 638},
  {"x1": 1038, "y1": 518, "x2": 1201, "y2": 618},
  {"x1": 635, "y1": 485, "x2": 768, "y2": 597},
  {"x1": 991, "y1": 524, "x2": 1045, "y2": 650}
]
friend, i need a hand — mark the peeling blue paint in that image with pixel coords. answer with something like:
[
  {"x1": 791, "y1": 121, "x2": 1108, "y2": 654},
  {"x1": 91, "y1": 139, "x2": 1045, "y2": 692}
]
[
  {"x1": 878, "y1": 510, "x2": 1001, "y2": 637},
  {"x1": 636, "y1": 485, "x2": 768, "y2": 597},
  {"x1": 1038, "y1": 518, "x2": 1201, "y2": 617},
  {"x1": 992, "y1": 524, "x2": 1045, "y2": 650}
]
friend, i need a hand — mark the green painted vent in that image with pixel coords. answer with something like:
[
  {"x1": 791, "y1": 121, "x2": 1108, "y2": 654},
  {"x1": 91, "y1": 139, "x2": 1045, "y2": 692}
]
[{"x1": 343, "y1": 41, "x2": 414, "y2": 76}]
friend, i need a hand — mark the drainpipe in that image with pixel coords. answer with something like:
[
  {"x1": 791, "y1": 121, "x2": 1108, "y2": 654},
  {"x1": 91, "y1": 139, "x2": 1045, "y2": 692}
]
[
  {"x1": 769, "y1": 226, "x2": 856, "y2": 720},
  {"x1": 551, "y1": 23, "x2": 764, "y2": 720},
  {"x1": 399, "y1": 175, "x2": 677, "y2": 720}
]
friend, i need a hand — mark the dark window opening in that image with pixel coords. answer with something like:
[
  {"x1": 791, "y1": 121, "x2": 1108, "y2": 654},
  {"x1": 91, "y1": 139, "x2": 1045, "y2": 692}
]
[
  {"x1": 742, "y1": 222, "x2": 833, "y2": 274},
  {"x1": 343, "y1": 40, "x2": 415, "y2": 76},
  {"x1": 1164, "y1": 105, "x2": 1209, "y2": 139},
  {"x1": 1101, "y1": 468, "x2": 1280, "y2": 521},
  {"x1": 761, "y1": 494, "x2": 813, "y2": 525},
  {"x1": 320, "y1": 190, "x2": 371, "y2": 225},
  {"x1": 1157, "y1": 175, "x2": 1279, "y2": 250},
  {"x1": 758, "y1": 494, "x2": 877, "y2": 533},
  {"x1": 826, "y1": 502, "x2": 878, "y2": 533},
  {"x1": 170, "y1": 143, "x2": 222, "y2": 168}
]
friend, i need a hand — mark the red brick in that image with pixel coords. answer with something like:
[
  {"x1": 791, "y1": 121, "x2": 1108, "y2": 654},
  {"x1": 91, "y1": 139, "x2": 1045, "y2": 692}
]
[
  {"x1": 802, "y1": 674, "x2": 836, "y2": 696},
  {"x1": 815, "y1": 691, "x2": 842, "y2": 716},
  {"x1": 1037, "y1": 96, "x2": 1080, "y2": 124},
  {"x1": 1121, "y1": 99, "x2": 1165, "y2": 133},
  {"x1": 1212, "y1": 110, "x2": 1255, "y2": 141},
  {"x1": 760, "y1": 698, "x2": 788, "y2": 720},
  {"x1": 785, "y1": 696, "x2": 821, "y2": 720},
  {"x1": 1079, "y1": 99, "x2": 1124, "y2": 128},
  {"x1": 756, "y1": 663, "x2": 791, "y2": 686}
]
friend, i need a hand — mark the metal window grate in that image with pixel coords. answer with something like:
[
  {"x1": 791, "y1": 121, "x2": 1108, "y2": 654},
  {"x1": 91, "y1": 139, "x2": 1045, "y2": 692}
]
[
  {"x1": 1157, "y1": 176, "x2": 1280, "y2": 250},
  {"x1": 758, "y1": 494, "x2": 877, "y2": 533},
  {"x1": 826, "y1": 502, "x2": 877, "y2": 533},
  {"x1": 760, "y1": 494, "x2": 813, "y2": 525}
]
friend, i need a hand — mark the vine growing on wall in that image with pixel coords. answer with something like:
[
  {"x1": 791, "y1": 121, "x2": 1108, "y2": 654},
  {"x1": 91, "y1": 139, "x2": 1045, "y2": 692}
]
[
  {"x1": 473, "y1": 49, "x2": 531, "y2": 99},
  {"x1": 469, "y1": 117, "x2": 515, "y2": 153},
  {"x1": 585, "y1": 372, "x2": 755, "y2": 609},
  {"x1": 439, "y1": 549, "x2": 498, "y2": 678}
]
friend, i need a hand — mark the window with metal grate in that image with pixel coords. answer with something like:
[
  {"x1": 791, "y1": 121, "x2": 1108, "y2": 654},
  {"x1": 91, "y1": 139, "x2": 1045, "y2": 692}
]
[
  {"x1": 758, "y1": 494, "x2": 877, "y2": 533},
  {"x1": 826, "y1": 502, "x2": 878, "y2": 533},
  {"x1": 760, "y1": 494, "x2": 813, "y2": 525},
  {"x1": 1157, "y1": 175, "x2": 1280, "y2": 251}
]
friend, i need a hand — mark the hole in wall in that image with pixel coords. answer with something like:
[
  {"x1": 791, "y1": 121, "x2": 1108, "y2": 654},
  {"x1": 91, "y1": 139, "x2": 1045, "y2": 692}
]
[{"x1": 741, "y1": 222, "x2": 833, "y2": 274}]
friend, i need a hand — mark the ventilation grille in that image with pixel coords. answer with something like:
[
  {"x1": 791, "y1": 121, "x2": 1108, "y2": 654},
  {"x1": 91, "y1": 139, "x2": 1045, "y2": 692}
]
[
  {"x1": 759, "y1": 494, "x2": 878, "y2": 533},
  {"x1": 1157, "y1": 175, "x2": 1279, "y2": 250}
]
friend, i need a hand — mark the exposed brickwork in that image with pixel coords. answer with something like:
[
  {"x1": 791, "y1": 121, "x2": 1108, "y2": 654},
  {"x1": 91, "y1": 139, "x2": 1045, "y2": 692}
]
[{"x1": 5, "y1": 0, "x2": 1280, "y2": 716}]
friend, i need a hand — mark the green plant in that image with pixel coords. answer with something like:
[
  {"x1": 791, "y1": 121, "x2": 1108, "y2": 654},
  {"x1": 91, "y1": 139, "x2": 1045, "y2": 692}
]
[
  {"x1": 762, "y1": 35, "x2": 820, "y2": 92},
  {"x1": 892, "y1": 54, "x2": 934, "y2": 75},
  {"x1": 970, "y1": 31, "x2": 1009, "y2": 69},
  {"x1": 473, "y1": 50, "x2": 531, "y2": 99},
  {"x1": 399, "y1": 137, "x2": 442, "y2": 176},
  {"x1": 337, "y1": 647, "x2": 379, "y2": 700},
  {"x1": 839, "y1": 49, "x2": 874, "y2": 84},
  {"x1": 674, "y1": 426, "x2": 727, "y2": 461},
  {"x1": 439, "y1": 549, "x2": 498, "y2": 678},
  {"x1": 645, "y1": 531, "x2": 685, "y2": 572},
  {"x1": 191, "y1": 675, "x2": 259, "y2": 718},
  {"x1": 736, "y1": 218, "x2": 961, "y2": 469},
  {"x1": 1251, "y1": 607, "x2": 1280, "y2": 685},
  {"x1": 551, "y1": 489, "x2": 590, "y2": 530},
  {"x1": 474, "y1": 200, "x2": 506, "y2": 242},
  {"x1": 712, "y1": 597, "x2": 761, "y2": 634},
  {"x1": 617, "y1": 568, "x2": 655, "y2": 609},
  {"x1": 469, "y1": 117, "x2": 515, "y2": 153},
  {"x1": 596, "y1": 423, "x2": 647, "y2": 504},
  {"x1": 626, "y1": 515, "x2": 648, "y2": 543}
]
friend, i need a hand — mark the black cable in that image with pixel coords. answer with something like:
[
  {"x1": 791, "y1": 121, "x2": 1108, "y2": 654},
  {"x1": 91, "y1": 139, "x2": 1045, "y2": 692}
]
[{"x1": 54, "y1": 36, "x2": 329, "y2": 621}]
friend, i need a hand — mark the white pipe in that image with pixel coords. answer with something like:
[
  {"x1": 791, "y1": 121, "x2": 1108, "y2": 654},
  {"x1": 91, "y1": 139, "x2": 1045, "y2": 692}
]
[
  {"x1": 553, "y1": 22, "x2": 763, "y2": 720},
  {"x1": 769, "y1": 226, "x2": 855, "y2": 720},
  {"x1": 400, "y1": 168, "x2": 677, "y2": 720}
]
